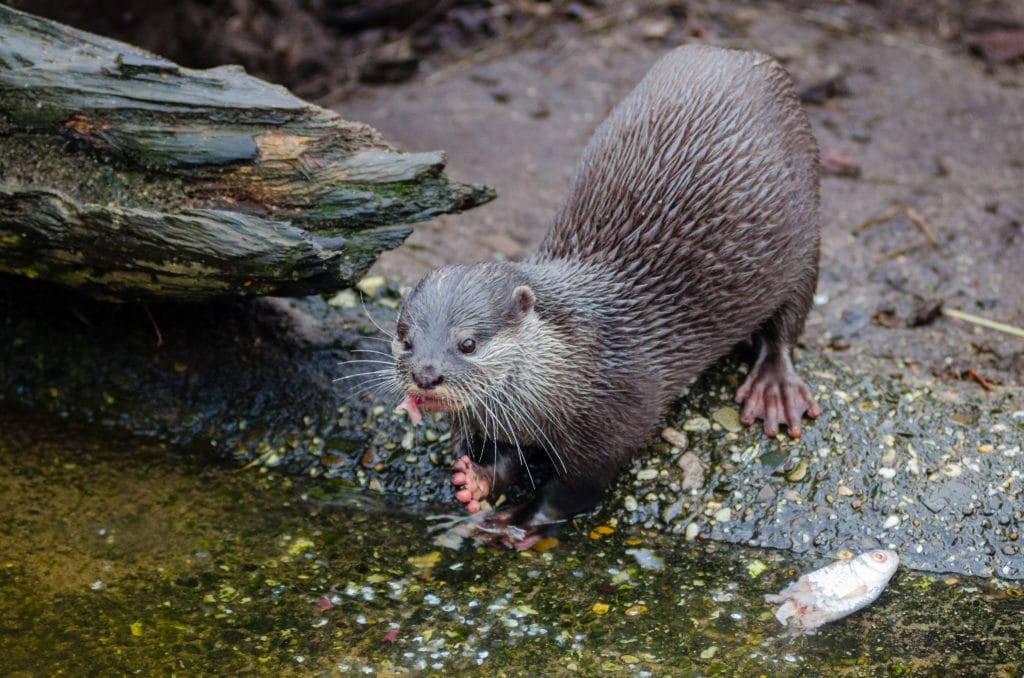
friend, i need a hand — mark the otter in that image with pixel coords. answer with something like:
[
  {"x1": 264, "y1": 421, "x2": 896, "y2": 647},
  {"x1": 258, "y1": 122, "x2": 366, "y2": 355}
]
[{"x1": 390, "y1": 45, "x2": 821, "y2": 550}]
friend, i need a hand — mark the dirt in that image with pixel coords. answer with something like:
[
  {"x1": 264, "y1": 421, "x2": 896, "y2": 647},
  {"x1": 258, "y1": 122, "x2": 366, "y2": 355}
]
[{"x1": 23, "y1": 0, "x2": 1024, "y2": 387}]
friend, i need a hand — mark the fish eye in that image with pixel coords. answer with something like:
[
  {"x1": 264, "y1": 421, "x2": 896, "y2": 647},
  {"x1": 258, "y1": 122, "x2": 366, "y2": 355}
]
[
  {"x1": 871, "y1": 552, "x2": 886, "y2": 562},
  {"x1": 458, "y1": 338, "x2": 477, "y2": 354}
]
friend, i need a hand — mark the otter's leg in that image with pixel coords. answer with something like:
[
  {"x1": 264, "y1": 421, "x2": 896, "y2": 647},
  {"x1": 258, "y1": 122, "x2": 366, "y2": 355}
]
[
  {"x1": 452, "y1": 437, "x2": 522, "y2": 514},
  {"x1": 735, "y1": 300, "x2": 821, "y2": 438}
]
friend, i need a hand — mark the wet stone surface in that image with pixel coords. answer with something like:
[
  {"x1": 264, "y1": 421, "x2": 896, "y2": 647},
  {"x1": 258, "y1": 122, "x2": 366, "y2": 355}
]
[{"x1": 615, "y1": 362, "x2": 1024, "y2": 580}]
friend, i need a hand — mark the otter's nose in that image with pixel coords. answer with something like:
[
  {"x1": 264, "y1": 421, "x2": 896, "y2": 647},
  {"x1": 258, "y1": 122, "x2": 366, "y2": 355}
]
[{"x1": 412, "y1": 366, "x2": 444, "y2": 390}]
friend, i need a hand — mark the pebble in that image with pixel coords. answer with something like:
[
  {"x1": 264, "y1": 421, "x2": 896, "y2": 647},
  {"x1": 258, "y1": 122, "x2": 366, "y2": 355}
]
[
  {"x1": 639, "y1": 17, "x2": 672, "y2": 40},
  {"x1": 326, "y1": 289, "x2": 358, "y2": 308},
  {"x1": 356, "y1": 275, "x2": 387, "y2": 296},
  {"x1": 661, "y1": 427, "x2": 687, "y2": 449},
  {"x1": 877, "y1": 467, "x2": 897, "y2": 479},
  {"x1": 683, "y1": 416, "x2": 711, "y2": 433},
  {"x1": 623, "y1": 495, "x2": 638, "y2": 512},
  {"x1": 636, "y1": 469, "x2": 658, "y2": 481},
  {"x1": 676, "y1": 452, "x2": 704, "y2": 490},
  {"x1": 883, "y1": 515, "x2": 900, "y2": 529},
  {"x1": 685, "y1": 522, "x2": 700, "y2": 541},
  {"x1": 711, "y1": 406, "x2": 742, "y2": 432}
]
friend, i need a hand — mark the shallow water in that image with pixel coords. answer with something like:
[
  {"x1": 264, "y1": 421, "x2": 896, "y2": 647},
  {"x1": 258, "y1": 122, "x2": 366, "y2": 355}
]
[{"x1": 2, "y1": 413, "x2": 1021, "y2": 676}]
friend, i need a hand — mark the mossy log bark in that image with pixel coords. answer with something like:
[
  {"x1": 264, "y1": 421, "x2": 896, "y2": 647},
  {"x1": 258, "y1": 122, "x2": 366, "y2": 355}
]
[{"x1": 0, "y1": 6, "x2": 494, "y2": 301}]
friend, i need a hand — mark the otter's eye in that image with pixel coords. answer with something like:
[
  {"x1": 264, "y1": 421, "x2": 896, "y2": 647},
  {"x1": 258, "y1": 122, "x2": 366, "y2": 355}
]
[
  {"x1": 458, "y1": 338, "x2": 477, "y2": 354},
  {"x1": 401, "y1": 339, "x2": 413, "y2": 352}
]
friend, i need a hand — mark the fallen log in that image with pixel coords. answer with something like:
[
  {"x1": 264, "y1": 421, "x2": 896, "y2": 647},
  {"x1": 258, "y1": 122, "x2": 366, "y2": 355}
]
[{"x1": 0, "y1": 5, "x2": 494, "y2": 301}]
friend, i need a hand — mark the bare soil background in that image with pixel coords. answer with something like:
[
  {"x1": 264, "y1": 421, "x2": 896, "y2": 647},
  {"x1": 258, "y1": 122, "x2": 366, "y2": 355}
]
[{"x1": 20, "y1": 0, "x2": 1024, "y2": 389}]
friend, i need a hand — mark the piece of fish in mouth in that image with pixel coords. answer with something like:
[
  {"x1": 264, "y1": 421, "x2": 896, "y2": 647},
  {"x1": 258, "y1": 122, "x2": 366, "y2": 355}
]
[
  {"x1": 764, "y1": 549, "x2": 899, "y2": 633},
  {"x1": 395, "y1": 393, "x2": 457, "y2": 425},
  {"x1": 395, "y1": 394, "x2": 424, "y2": 425}
]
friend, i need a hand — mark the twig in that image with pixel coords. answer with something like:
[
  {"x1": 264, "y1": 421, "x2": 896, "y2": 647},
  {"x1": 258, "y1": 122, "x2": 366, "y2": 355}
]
[
  {"x1": 965, "y1": 368, "x2": 994, "y2": 391},
  {"x1": 903, "y1": 206, "x2": 939, "y2": 246},
  {"x1": 858, "y1": 205, "x2": 939, "y2": 246},
  {"x1": 943, "y1": 308, "x2": 1024, "y2": 339}
]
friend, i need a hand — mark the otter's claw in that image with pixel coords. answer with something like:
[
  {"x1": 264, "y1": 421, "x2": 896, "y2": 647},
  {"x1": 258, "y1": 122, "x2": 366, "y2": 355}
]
[{"x1": 736, "y1": 351, "x2": 820, "y2": 438}]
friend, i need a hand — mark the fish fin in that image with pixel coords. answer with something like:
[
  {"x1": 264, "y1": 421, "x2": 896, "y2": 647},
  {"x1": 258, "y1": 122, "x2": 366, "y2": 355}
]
[{"x1": 841, "y1": 584, "x2": 869, "y2": 600}]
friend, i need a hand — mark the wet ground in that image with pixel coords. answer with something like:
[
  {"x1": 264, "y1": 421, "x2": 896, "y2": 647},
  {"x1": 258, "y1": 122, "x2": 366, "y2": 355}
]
[
  {"x1": 3, "y1": 413, "x2": 1023, "y2": 676},
  {"x1": 3, "y1": 0, "x2": 1024, "y2": 674}
]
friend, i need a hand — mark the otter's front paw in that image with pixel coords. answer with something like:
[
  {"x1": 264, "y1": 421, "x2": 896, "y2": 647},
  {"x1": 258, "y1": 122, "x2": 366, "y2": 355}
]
[
  {"x1": 736, "y1": 359, "x2": 821, "y2": 438},
  {"x1": 452, "y1": 455, "x2": 491, "y2": 514}
]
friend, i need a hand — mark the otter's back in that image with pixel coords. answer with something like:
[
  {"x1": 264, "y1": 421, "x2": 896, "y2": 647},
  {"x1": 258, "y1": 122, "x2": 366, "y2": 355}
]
[
  {"x1": 533, "y1": 45, "x2": 819, "y2": 383},
  {"x1": 537, "y1": 45, "x2": 818, "y2": 265}
]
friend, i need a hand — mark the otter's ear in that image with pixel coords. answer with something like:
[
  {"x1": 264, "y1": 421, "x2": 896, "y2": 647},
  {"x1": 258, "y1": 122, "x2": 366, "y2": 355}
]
[{"x1": 511, "y1": 285, "x2": 536, "y2": 319}]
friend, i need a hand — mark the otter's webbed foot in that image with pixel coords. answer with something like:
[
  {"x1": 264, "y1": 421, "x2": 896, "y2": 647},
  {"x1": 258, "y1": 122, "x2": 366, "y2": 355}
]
[
  {"x1": 736, "y1": 346, "x2": 820, "y2": 438},
  {"x1": 452, "y1": 455, "x2": 491, "y2": 514}
]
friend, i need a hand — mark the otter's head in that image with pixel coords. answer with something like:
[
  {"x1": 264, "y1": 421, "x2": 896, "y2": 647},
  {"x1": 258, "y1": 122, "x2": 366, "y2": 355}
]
[{"x1": 391, "y1": 263, "x2": 536, "y2": 423}]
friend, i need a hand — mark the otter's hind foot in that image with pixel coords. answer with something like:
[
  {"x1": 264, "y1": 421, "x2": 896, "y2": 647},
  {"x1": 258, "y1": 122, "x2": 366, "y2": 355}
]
[
  {"x1": 467, "y1": 507, "x2": 547, "y2": 551},
  {"x1": 452, "y1": 455, "x2": 491, "y2": 514},
  {"x1": 736, "y1": 349, "x2": 820, "y2": 438}
]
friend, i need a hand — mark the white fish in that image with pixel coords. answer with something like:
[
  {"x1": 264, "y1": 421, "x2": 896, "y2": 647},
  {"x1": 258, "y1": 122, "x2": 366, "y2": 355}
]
[{"x1": 765, "y1": 550, "x2": 899, "y2": 632}]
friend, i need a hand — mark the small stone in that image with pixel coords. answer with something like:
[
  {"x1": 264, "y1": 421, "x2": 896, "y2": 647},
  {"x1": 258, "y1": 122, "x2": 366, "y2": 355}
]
[
  {"x1": 683, "y1": 416, "x2": 711, "y2": 433},
  {"x1": 677, "y1": 452, "x2": 704, "y2": 490},
  {"x1": 661, "y1": 427, "x2": 687, "y2": 449},
  {"x1": 591, "y1": 602, "x2": 610, "y2": 615},
  {"x1": 714, "y1": 507, "x2": 732, "y2": 523},
  {"x1": 883, "y1": 515, "x2": 900, "y2": 529},
  {"x1": 326, "y1": 289, "x2": 358, "y2": 308},
  {"x1": 624, "y1": 605, "x2": 648, "y2": 617},
  {"x1": 621, "y1": 654, "x2": 641, "y2": 664},
  {"x1": 623, "y1": 495, "x2": 639, "y2": 512},
  {"x1": 636, "y1": 468, "x2": 658, "y2": 481},
  {"x1": 837, "y1": 485, "x2": 854, "y2": 496},
  {"x1": 685, "y1": 522, "x2": 700, "y2": 541},
  {"x1": 639, "y1": 17, "x2": 673, "y2": 40},
  {"x1": 356, "y1": 275, "x2": 387, "y2": 296},
  {"x1": 877, "y1": 467, "x2": 897, "y2": 479},
  {"x1": 712, "y1": 406, "x2": 743, "y2": 432}
]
